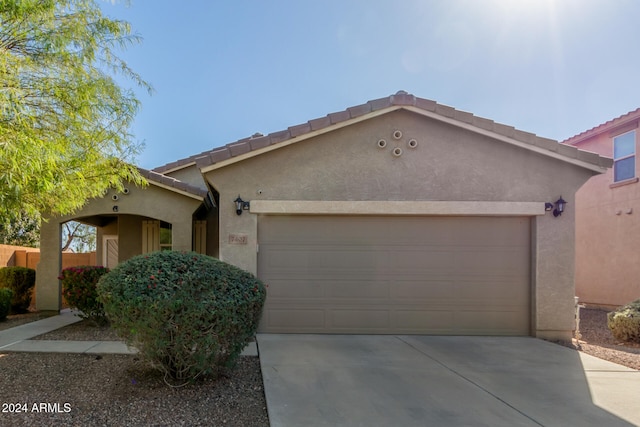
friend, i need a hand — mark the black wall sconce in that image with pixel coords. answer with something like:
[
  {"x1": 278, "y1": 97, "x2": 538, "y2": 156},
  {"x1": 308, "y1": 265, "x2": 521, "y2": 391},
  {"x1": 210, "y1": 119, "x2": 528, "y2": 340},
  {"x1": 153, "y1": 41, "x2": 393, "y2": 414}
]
[
  {"x1": 234, "y1": 195, "x2": 250, "y2": 215},
  {"x1": 546, "y1": 196, "x2": 567, "y2": 217}
]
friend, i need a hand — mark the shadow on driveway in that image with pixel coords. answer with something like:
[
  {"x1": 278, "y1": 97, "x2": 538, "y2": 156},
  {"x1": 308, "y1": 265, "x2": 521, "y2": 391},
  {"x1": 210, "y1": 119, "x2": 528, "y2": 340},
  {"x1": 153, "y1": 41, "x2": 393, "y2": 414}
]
[{"x1": 257, "y1": 335, "x2": 639, "y2": 427}]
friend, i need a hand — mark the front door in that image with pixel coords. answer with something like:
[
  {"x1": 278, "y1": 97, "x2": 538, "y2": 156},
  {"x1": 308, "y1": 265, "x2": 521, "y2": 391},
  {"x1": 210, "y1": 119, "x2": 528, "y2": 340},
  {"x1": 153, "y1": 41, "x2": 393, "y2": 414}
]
[{"x1": 103, "y1": 235, "x2": 118, "y2": 269}]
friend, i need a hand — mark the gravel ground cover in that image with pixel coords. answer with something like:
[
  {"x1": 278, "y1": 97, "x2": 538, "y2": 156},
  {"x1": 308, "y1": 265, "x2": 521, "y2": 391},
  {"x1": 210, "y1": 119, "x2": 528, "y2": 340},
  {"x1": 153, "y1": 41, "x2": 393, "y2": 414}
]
[
  {"x1": 1, "y1": 307, "x2": 638, "y2": 426},
  {"x1": 0, "y1": 354, "x2": 268, "y2": 426},
  {"x1": 0, "y1": 314, "x2": 269, "y2": 426},
  {"x1": 576, "y1": 307, "x2": 640, "y2": 370},
  {"x1": 31, "y1": 319, "x2": 120, "y2": 341}
]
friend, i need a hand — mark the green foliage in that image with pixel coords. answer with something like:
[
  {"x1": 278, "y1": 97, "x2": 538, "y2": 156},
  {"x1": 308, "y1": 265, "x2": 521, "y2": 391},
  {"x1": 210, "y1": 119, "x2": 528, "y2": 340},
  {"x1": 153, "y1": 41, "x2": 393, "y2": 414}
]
[
  {"x1": 0, "y1": 211, "x2": 40, "y2": 247},
  {"x1": 607, "y1": 299, "x2": 640, "y2": 343},
  {"x1": 0, "y1": 266, "x2": 36, "y2": 313},
  {"x1": 61, "y1": 221, "x2": 96, "y2": 252},
  {"x1": 97, "y1": 251, "x2": 267, "y2": 384},
  {"x1": 60, "y1": 265, "x2": 109, "y2": 324},
  {"x1": 0, "y1": 288, "x2": 13, "y2": 320},
  {"x1": 0, "y1": 0, "x2": 151, "y2": 222}
]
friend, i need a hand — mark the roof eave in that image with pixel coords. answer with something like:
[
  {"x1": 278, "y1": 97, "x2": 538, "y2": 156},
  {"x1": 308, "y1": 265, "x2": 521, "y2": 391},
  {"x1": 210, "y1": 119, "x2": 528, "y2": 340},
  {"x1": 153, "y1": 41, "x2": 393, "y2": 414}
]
[
  {"x1": 402, "y1": 106, "x2": 611, "y2": 174},
  {"x1": 155, "y1": 161, "x2": 198, "y2": 175},
  {"x1": 147, "y1": 180, "x2": 205, "y2": 201},
  {"x1": 198, "y1": 105, "x2": 403, "y2": 174},
  {"x1": 138, "y1": 168, "x2": 208, "y2": 201},
  {"x1": 198, "y1": 104, "x2": 610, "y2": 175}
]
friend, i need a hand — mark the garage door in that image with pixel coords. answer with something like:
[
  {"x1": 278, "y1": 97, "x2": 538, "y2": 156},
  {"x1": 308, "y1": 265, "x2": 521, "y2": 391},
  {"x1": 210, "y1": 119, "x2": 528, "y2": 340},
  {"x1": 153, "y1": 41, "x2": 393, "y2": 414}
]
[{"x1": 258, "y1": 215, "x2": 531, "y2": 335}]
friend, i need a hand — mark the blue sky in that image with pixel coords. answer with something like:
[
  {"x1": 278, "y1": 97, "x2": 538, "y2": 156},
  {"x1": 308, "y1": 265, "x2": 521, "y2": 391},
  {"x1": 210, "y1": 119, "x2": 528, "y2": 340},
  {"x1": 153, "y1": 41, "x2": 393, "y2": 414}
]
[{"x1": 102, "y1": 0, "x2": 640, "y2": 170}]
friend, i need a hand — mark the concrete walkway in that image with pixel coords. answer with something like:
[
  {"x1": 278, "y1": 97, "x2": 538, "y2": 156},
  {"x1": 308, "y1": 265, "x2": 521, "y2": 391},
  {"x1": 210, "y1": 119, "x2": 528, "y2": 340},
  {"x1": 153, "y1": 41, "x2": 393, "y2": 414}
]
[
  {"x1": 0, "y1": 310, "x2": 257, "y2": 356},
  {"x1": 257, "y1": 334, "x2": 640, "y2": 427}
]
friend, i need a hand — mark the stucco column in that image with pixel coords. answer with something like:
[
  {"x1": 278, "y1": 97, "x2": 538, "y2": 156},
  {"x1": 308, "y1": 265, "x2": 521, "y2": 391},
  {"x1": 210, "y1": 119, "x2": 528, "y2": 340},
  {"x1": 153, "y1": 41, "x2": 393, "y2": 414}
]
[
  {"x1": 533, "y1": 211, "x2": 577, "y2": 341},
  {"x1": 36, "y1": 219, "x2": 62, "y2": 311},
  {"x1": 217, "y1": 192, "x2": 258, "y2": 275}
]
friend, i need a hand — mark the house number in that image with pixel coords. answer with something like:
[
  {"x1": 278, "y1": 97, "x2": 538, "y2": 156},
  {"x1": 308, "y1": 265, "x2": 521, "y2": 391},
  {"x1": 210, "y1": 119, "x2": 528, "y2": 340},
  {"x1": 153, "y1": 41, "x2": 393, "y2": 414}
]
[{"x1": 228, "y1": 234, "x2": 248, "y2": 245}]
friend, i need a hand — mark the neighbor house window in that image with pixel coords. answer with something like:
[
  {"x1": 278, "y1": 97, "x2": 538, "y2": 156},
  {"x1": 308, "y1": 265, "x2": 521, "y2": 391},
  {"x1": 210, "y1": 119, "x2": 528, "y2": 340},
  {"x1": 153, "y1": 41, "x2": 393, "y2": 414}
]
[{"x1": 613, "y1": 130, "x2": 636, "y2": 182}]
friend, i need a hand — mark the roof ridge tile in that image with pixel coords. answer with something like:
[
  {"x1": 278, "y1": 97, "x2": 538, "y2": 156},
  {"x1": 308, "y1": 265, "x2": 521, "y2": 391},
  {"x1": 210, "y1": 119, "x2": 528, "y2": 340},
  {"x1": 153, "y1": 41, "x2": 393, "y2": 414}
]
[
  {"x1": 160, "y1": 91, "x2": 609, "y2": 172},
  {"x1": 562, "y1": 107, "x2": 640, "y2": 144}
]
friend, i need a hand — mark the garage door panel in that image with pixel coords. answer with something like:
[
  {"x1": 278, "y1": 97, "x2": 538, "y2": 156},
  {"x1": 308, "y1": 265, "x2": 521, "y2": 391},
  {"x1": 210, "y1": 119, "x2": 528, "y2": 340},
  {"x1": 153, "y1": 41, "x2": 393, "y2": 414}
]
[
  {"x1": 267, "y1": 279, "x2": 325, "y2": 298},
  {"x1": 448, "y1": 279, "x2": 530, "y2": 301},
  {"x1": 268, "y1": 308, "x2": 325, "y2": 330},
  {"x1": 454, "y1": 250, "x2": 530, "y2": 275},
  {"x1": 258, "y1": 215, "x2": 531, "y2": 335},
  {"x1": 264, "y1": 249, "x2": 312, "y2": 270},
  {"x1": 332, "y1": 309, "x2": 390, "y2": 329},
  {"x1": 454, "y1": 309, "x2": 529, "y2": 334},
  {"x1": 388, "y1": 249, "x2": 456, "y2": 273},
  {"x1": 317, "y1": 249, "x2": 387, "y2": 270},
  {"x1": 327, "y1": 280, "x2": 390, "y2": 298},
  {"x1": 391, "y1": 280, "x2": 454, "y2": 300}
]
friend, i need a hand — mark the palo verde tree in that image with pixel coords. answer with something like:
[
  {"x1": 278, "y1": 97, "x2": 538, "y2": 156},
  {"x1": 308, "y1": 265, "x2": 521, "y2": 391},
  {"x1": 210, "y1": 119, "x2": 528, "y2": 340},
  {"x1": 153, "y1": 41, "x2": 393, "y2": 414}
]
[
  {"x1": 0, "y1": 210, "x2": 40, "y2": 247},
  {"x1": 0, "y1": 0, "x2": 150, "y2": 223}
]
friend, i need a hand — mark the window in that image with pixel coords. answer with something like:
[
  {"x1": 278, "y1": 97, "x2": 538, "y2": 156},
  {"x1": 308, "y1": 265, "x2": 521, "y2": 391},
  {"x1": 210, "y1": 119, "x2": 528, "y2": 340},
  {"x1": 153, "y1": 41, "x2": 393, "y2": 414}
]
[
  {"x1": 142, "y1": 220, "x2": 172, "y2": 252},
  {"x1": 160, "y1": 223, "x2": 172, "y2": 251},
  {"x1": 613, "y1": 131, "x2": 636, "y2": 182}
]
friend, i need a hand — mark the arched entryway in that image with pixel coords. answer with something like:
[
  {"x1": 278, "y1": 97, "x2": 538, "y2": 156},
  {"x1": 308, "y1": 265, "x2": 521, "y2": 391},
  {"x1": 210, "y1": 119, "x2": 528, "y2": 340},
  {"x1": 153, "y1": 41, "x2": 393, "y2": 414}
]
[{"x1": 36, "y1": 180, "x2": 210, "y2": 311}]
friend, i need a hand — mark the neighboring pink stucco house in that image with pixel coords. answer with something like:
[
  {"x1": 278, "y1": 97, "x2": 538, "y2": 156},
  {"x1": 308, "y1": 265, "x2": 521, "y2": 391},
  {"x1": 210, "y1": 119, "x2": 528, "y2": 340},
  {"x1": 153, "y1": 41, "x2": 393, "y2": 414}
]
[{"x1": 563, "y1": 108, "x2": 640, "y2": 309}]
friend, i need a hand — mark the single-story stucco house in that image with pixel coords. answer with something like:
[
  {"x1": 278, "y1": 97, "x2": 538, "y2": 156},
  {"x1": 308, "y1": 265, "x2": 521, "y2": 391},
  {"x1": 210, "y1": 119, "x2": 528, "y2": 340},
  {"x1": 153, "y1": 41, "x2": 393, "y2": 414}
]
[{"x1": 36, "y1": 91, "x2": 612, "y2": 341}]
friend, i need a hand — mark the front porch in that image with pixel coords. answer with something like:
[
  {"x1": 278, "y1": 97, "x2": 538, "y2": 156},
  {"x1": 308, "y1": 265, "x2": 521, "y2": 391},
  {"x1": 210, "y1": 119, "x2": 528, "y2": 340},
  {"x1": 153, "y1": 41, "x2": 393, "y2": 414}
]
[{"x1": 36, "y1": 173, "x2": 215, "y2": 311}]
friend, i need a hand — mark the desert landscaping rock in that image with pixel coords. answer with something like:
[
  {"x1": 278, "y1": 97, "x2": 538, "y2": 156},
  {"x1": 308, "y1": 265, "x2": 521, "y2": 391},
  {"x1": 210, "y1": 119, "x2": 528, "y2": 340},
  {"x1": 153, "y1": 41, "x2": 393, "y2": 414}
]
[
  {"x1": 577, "y1": 308, "x2": 640, "y2": 371},
  {"x1": 0, "y1": 307, "x2": 638, "y2": 426},
  {"x1": 0, "y1": 353, "x2": 269, "y2": 426}
]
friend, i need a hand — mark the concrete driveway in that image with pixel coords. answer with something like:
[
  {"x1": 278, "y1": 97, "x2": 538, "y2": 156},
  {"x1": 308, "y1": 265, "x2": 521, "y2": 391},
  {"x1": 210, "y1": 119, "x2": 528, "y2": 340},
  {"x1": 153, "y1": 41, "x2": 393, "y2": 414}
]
[{"x1": 257, "y1": 335, "x2": 640, "y2": 427}]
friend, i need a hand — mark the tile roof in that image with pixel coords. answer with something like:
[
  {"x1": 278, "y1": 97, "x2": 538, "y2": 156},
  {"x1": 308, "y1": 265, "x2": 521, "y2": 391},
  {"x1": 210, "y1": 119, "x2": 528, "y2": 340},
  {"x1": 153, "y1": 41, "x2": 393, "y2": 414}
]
[
  {"x1": 138, "y1": 167, "x2": 208, "y2": 199},
  {"x1": 155, "y1": 91, "x2": 612, "y2": 173},
  {"x1": 561, "y1": 108, "x2": 640, "y2": 145},
  {"x1": 152, "y1": 151, "x2": 205, "y2": 174},
  {"x1": 198, "y1": 91, "x2": 612, "y2": 171}
]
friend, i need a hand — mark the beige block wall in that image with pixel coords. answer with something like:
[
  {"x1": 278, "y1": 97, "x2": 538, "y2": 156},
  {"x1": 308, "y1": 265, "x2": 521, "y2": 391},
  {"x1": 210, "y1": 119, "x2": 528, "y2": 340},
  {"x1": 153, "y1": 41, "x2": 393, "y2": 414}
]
[
  {"x1": 0, "y1": 244, "x2": 40, "y2": 267},
  {"x1": 205, "y1": 110, "x2": 598, "y2": 340},
  {"x1": 12, "y1": 251, "x2": 95, "y2": 270}
]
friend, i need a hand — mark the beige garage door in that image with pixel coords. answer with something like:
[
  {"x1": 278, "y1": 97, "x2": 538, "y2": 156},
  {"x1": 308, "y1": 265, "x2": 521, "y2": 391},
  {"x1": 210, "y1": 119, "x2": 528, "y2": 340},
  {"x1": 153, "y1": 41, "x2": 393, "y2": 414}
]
[{"x1": 258, "y1": 215, "x2": 531, "y2": 335}]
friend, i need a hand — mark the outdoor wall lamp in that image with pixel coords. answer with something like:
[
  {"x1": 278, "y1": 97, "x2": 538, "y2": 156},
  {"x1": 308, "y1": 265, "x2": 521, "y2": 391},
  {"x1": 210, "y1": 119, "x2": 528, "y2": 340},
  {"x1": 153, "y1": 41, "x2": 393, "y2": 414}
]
[
  {"x1": 234, "y1": 195, "x2": 250, "y2": 215},
  {"x1": 546, "y1": 196, "x2": 567, "y2": 217}
]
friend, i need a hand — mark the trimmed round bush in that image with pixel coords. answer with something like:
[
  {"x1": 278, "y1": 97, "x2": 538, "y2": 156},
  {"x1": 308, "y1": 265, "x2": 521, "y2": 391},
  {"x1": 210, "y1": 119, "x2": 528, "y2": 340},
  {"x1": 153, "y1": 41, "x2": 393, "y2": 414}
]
[
  {"x1": 0, "y1": 288, "x2": 13, "y2": 320},
  {"x1": 97, "y1": 251, "x2": 267, "y2": 383},
  {"x1": 0, "y1": 266, "x2": 36, "y2": 313},
  {"x1": 59, "y1": 266, "x2": 110, "y2": 325},
  {"x1": 607, "y1": 299, "x2": 640, "y2": 343}
]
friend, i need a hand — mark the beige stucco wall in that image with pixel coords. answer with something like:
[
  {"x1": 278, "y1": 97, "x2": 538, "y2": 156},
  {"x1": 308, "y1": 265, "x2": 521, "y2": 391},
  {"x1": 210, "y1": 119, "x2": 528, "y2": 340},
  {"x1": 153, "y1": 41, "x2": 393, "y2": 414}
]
[
  {"x1": 36, "y1": 183, "x2": 203, "y2": 311},
  {"x1": 204, "y1": 109, "x2": 599, "y2": 340},
  {"x1": 571, "y1": 129, "x2": 640, "y2": 308}
]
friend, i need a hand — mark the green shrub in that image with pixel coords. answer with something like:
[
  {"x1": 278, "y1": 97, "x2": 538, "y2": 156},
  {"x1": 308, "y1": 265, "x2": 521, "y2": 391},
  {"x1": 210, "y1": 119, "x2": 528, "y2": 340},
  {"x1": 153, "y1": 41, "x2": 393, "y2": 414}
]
[
  {"x1": 607, "y1": 299, "x2": 640, "y2": 343},
  {"x1": 97, "y1": 251, "x2": 267, "y2": 384},
  {"x1": 0, "y1": 288, "x2": 13, "y2": 320},
  {"x1": 59, "y1": 266, "x2": 110, "y2": 325},
  {"x1": 0, "y1": 266, "x2": 36, "y2": 313}
]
